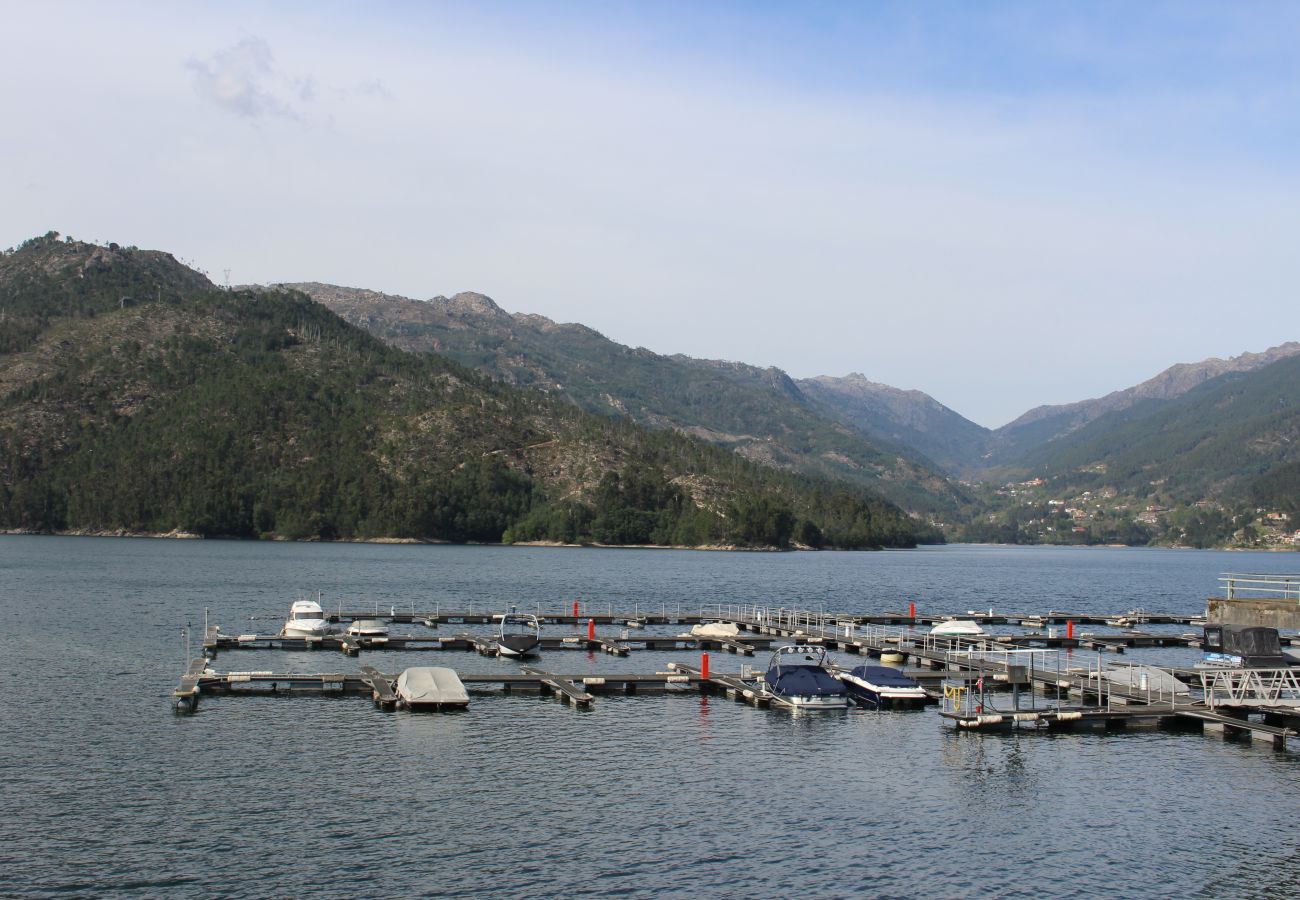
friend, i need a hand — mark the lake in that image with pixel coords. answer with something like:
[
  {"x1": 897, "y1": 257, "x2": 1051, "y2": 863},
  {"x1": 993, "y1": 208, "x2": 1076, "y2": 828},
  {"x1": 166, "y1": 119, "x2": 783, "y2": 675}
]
[{"x1": 2, "y1": 538, "x2": 1297, "y2": 898}]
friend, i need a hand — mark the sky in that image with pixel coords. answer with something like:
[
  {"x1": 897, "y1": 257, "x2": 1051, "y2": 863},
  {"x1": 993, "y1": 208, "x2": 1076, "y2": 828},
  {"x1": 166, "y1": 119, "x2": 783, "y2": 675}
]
[{"x1": 4, "y1": 1, "x2": 1299, "y2": 428}]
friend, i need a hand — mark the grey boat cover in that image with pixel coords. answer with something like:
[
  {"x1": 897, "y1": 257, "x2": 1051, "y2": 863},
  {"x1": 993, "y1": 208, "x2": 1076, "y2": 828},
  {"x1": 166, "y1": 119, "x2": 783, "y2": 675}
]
[
  {"x1": 1100, "y1": 665, "x2": 1189, "y2": 695},
  {"x1": 397, "y1": 667, "x2": 469, "y2": 706}
]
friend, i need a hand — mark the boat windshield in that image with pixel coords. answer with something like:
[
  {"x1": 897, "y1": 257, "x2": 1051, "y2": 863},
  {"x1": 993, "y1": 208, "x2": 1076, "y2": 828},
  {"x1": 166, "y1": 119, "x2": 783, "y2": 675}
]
[{"x1": 295, "y1": 610, "x2": 323, "y2": 620}]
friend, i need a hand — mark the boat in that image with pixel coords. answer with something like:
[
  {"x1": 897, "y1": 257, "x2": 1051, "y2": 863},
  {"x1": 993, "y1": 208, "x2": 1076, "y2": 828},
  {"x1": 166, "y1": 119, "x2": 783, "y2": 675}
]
[
  {"x1": 686, "y1": 621, "x2": 741, "y2": 640},
  {"x1": 1100, "y1": 665, "x2": 1190, "y2": 696},
  {"x1": 395, "y1": 667, "x2": 469, "y2": 710},
  {"x1": 281, "y1": 597, "x2": 329, "y2": 638},
  {"x1": 497, "y1": 611, "x2": 541, "y2": 658},
  {"x1": 929, "y1": 619, "x2": 986, "y2": 637},
  {"x1": 759, "y1": 645, "x2": 849, "y2": 709},
  {"x1": 1197, "y1": 625, "x2": 1293, "y2": 669},
  {"x1": 839, "y1": 664, "x2": 928, "y2": 709},
  {"x1": 1105, "y1": 608, "x2": 1149, "y2": 628},
  {"x1": 346, "y1": 618, "x2": 389, "y2": 638}
]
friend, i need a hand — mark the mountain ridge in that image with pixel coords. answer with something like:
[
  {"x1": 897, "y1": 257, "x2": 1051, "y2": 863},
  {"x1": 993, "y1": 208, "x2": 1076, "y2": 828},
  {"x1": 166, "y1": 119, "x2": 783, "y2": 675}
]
[
  {"x1": 287, "y1": 281, "x2": 969, "y2": 516},
  {"x1": 0, "y1": 234, "x2": 928, "y2": 549}
]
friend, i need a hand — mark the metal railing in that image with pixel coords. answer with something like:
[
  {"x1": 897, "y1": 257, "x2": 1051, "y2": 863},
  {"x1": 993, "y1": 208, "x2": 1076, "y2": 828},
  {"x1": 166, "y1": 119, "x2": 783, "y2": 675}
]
[
  {"x1": 1220, "y1": 573, "x2": 1300, "y2": 602},
  {"x1": 1200, "y1": 667, "x2": 1300, "y2": 709}
]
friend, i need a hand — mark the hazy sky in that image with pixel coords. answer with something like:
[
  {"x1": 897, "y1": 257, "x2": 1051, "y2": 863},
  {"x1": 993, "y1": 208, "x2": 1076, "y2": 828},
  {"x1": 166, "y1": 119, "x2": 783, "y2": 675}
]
[{"x1": 4, "y1": 2, "x2": 1299, "y2": 427}]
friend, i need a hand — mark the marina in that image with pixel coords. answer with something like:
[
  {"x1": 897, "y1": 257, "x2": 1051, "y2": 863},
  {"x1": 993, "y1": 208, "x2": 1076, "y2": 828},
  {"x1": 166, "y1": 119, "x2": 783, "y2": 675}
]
[
  {"x1": 175, "y1": 593, "x2": 1300, "y2": 751},
  {"x1": 13, "y1": 537, "x2": 1300, "y2": 899}
]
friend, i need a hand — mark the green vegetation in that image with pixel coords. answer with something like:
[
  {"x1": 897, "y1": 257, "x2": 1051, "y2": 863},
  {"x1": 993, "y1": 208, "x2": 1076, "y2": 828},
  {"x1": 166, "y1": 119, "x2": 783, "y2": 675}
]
[
  {"x1": 295, "y1": 283, "x2": 970, "y2": 517},
  {"x1": 0, "y1": 234, "x2": 929, "y2": 550},
  {"x1": 959, "y1": 358, "x2": 1300, "y2": 548}
]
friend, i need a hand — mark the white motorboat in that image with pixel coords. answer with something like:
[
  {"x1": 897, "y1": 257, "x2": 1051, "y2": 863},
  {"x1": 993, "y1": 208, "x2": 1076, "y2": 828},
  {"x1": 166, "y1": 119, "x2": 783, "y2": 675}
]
[
  {"x1": 929, "y1": 619, "x2": 986, "y2": 637},
  {"x1": 396, "y1": 667, "x2": 469, "y2": 710},
  {"x1": 346, "y1": 618, "x2": 389, "y2": 638},
  {"x1": 281, "y1": 597, "x2": 329, "y2": 637},
  {"x1": 498, "y1": 611, "x2": 541, "y2": 658}
]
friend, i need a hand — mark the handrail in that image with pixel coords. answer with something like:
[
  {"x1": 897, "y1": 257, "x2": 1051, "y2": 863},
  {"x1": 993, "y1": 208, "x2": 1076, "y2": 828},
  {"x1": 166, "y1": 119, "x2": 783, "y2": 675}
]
[{"x1": 1219, "y1": 573, "x2": 1300, "y2": 601}]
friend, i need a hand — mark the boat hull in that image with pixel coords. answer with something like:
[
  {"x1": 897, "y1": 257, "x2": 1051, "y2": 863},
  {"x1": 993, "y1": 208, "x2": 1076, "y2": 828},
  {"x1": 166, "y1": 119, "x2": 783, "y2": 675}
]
[
  {"x1": 498, "y1": 635, "x2": 541, "y2": 657},
  {"x1": 842, "y1": 679, "x2": 927, "y2": 710},
  {"x1": 282, "y1": 624, "x2": 328, "y2": 638},
  {"x1": 777, "y1": 693, "x2": 850, "y2": 710}
]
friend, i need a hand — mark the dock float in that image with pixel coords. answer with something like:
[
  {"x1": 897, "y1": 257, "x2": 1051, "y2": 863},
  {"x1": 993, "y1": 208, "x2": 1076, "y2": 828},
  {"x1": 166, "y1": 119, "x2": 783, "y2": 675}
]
[
  {"x1": 519, "y1": 667, "x2": 594, "y2": 707},
  {"x1": 359, "y1": 665, "x2": 398, "y2": 708}
]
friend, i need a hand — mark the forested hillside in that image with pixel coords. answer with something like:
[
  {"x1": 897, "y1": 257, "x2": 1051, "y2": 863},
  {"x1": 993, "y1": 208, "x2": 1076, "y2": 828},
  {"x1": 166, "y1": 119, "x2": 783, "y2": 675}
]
[
  {"x1": 959, "y1": 355, "x2": 1300, "y2": 548},
  {"x1": 290, "y1": 282, "x2": 968, "y2": 517},
  {"x1": 0, "y1": 233, "x2": 930, "y2": 549}
]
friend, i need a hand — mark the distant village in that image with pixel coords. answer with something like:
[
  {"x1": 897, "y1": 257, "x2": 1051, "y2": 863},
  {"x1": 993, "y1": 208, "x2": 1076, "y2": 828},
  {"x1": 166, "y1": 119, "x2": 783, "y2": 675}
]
[{"x1": 971, "y1": 476, "x2": 1299, "y2": 549}]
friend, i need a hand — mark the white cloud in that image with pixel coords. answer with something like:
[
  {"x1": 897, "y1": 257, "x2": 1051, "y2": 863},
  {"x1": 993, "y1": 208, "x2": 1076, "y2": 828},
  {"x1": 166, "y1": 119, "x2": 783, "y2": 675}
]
[{"x1": 186, "y1": 36, "x2": 305, "y2": 119}]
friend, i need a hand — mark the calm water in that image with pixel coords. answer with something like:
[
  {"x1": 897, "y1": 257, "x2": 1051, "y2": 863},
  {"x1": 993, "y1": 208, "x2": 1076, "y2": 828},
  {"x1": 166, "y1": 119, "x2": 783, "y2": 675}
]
[{"x1": 2, "y1": 538, "x2": 1298, "y2": 898}]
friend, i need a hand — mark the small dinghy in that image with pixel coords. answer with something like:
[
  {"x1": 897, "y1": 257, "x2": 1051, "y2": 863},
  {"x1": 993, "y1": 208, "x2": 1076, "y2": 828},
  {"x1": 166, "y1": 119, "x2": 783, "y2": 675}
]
[
  {"x1": 760, "y1": 645, "x2": 849, "y2": 710},
  {"x1": 840, "y1": 664, "x2": 928, "y2": 709},
  {"x1": 396, "y1": 667, "x2": 469, "y2": 710},
  {"x1": 498, "y1": 611, "x2": 541, "y2": 658}
]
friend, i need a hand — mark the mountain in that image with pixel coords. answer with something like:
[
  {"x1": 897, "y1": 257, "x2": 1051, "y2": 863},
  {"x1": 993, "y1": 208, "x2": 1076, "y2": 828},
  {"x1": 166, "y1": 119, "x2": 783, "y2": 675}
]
[
  {"x1": 0, "y1": 233, "x2": 927, "y2": 549},
  {"x1": 1015, "y1": 353, "x2": 1300, "y2": 500},
  {"x1": 287, "y1": 282, "x2": 968, "y2": 516},
  {"x1": 796, "y1": 373, "x2": 990, "y2": 475},
  {"x1": 983, "y1": 343, "x2": 1300, "y2": 469},
  {"x1": 961, "y1": 352, "x2": 1300, "y2": 547}
]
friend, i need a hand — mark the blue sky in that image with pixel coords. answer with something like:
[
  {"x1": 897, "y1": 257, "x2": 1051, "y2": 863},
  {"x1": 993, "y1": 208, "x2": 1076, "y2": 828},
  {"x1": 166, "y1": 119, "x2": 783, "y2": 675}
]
[{"x1": 3, "y1": 1, "x2": 1298, "y2": 426}]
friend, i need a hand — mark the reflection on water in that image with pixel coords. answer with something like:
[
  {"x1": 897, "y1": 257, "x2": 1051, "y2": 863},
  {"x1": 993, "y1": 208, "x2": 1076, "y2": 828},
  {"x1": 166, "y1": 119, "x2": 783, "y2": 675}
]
[{"x1": 1, "y1": 536, "x2": 1298, "y2": 898}]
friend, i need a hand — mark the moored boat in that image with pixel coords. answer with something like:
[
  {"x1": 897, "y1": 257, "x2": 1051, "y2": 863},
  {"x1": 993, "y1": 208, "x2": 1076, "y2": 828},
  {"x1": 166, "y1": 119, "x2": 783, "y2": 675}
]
[
  {"x1": 396, "y1": 667, "x2": 469, "y2": 710},
  {"x1": 498, "y1": 611, "x2": 541, "y2": 658},
  {"x1": 281, "y1": 597, "x2": 329, "y2": 638},
  {"x1": 1197, "y1": 625, "x2": 1292, "y2": 669},
  {"x1": 346, "y1": 618, "x2": 389, "y2": 638},
  {"x1": 687, "y1": 621, "x2": 741, "y2": 640},
  {"x1": 929, "y1": 619, "x2": 986, "y2": 638},
  {"x1": 760, "y1": 645, "x2": 849, "y2": 709},
  {"x1": 839, "y1": 664, "x2": 928, "y2": 709}
]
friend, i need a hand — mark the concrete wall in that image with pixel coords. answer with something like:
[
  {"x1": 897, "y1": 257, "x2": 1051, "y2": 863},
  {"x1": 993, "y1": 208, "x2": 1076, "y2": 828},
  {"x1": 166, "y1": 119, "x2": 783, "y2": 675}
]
[{"x1": 1206, "y1": 598, "x2": 1300, "y2": 630}]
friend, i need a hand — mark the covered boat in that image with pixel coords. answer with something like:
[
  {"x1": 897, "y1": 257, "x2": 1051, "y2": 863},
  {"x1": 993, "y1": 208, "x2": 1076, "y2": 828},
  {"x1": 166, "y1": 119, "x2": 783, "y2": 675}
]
[
  {"x1": 498, "y1": 611, "x2": 541, "y2": 658},
  {"x1": 1198, "y1": 625, "x2": 1291, "y2": 669},
  {"x1": 396, "y1": 667, "x2": 469, "y2": 710},
  {"x1": 840, "y1": 664, "x2": 928, "y2": 709},
  {"x1": 687, "y1": 622, "x2": 741, "y2": 639},
  {"x1": 1100, "y1": 665, "x2": 1190, "y2": 695},
  {"x1": 929, "y1": 619, "x2": 986, "y2": 638},
  {"x1": 761, "y1": 645, "x2": 849, "y2": 709}
]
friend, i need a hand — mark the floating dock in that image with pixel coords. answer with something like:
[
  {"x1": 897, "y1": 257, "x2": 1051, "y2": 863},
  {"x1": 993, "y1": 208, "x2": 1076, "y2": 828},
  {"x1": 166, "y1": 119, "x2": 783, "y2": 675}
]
[{"x1": 174, "y1": 602, "x2": 1300, "y2": 752}]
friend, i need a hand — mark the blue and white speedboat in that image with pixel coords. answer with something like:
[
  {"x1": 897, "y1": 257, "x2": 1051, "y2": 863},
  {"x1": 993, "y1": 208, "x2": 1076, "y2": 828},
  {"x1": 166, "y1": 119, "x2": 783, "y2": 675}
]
[
  {"x1": 760, "y1": 645, "x2": 849, "y2": 709},
  {"x1": 839, "y1": 664, "x2": 927, "y2": 709}
]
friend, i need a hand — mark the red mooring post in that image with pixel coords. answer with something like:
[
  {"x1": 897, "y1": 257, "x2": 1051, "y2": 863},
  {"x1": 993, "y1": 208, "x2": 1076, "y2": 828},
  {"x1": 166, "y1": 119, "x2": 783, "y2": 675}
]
[
  {"x1": 1066, "y1": 619, "x2": 1074, "y2": 639},
  {"x1": 701, "y1": 651, "x2": 710, "y2": 681},
  {"x1": 908, "y1": 601, "x2": 916, "y2": 620},
  {"x1": 587, "y1": 618, "x2": 595, "y2": 641},
  {"x1": 572, "y1": 600, "x2": 579, "y2": 617}
]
